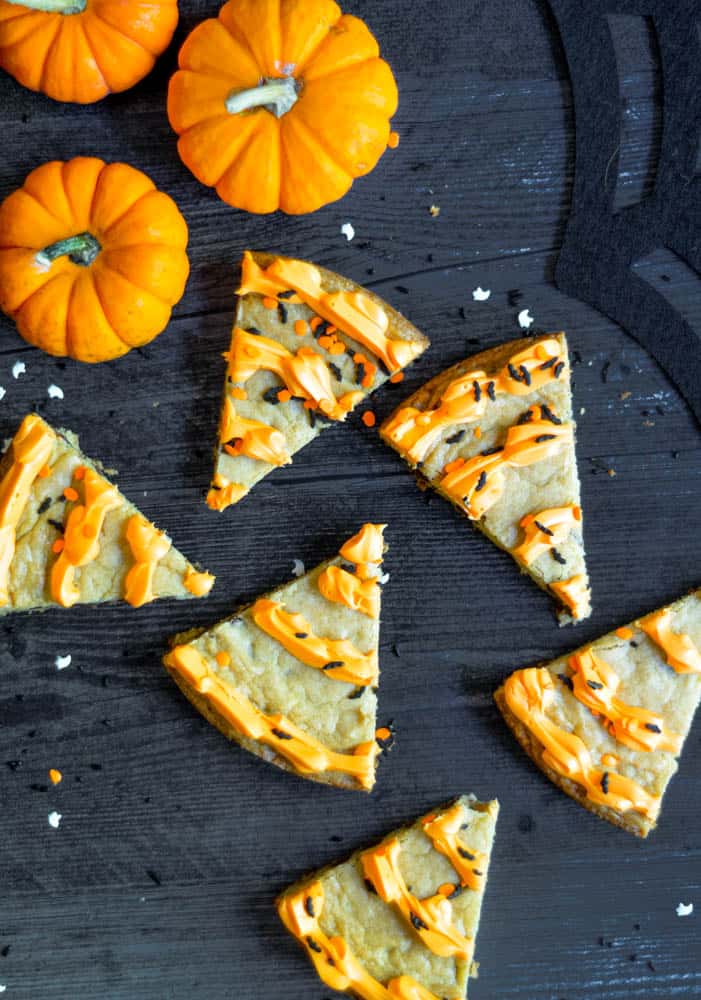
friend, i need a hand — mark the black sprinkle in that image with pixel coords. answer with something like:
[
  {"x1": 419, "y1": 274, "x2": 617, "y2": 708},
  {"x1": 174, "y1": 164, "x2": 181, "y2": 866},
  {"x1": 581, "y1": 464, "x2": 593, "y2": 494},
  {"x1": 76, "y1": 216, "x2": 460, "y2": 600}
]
[
  {"x1": 348, "y1": 687, "x2": 364, "y2": 700},
  {"x1": 445, "y1": 430, "x2": 466, "y2": 445},
  {"x1": 535, "y1": 434, "x2": 556, "y2": 443},
  {"x1": 507, "y1": 289, "x2": 523, "y2": 307},
  {"x1": 329, "y1": 362, "x2": 343, "y2": 382},
  {"x1": 534, "y1": 520, "x2": 553, "y2": 536},
  {"x1": 551, "y1": 549, "x2": 567, "y2": 565},
  {"x1": 5, "y1": 760, "x2": 22, "y2": 771},
  {"x1": 410, "y1": 912, "x2": 428, "y2": 931},
  {"x1": 277, "y1": 289, "x2": 296, "y2": 300},
  {"x1": 395, "y1": 285, "x2": 409, "y2": 294},
  {"x1": 323, "y1": 661, "x2": 345, "y2": 671},
  {"x1": 508, "y1": 363, "x2": 522, "y2": 382},
  {"x1": 517, "y1": 409, "x2": 534, "y2": 425},
  {"x1": 277, "y1": 303, "x2": 288, "y2": 324},
  {"x1": 473, "y1": 380, "x2": 482, "y2": 401},
  {"x1": 313, "y1": 320, "x2": 331, "y2": 340},
  {"x1": 481, "y1": 446, "x2": 503, "y2": 456},
  {"x1": 601, "y1": 772, "x2": 610, "y2": 794},
  {"x1": 364, "y1": 878, "x2": 377, "y2": 895},
  {"x1": 304, "y1": 896, "x2": 315, "y2": 918},
  {"x1": 475, "y1": 471, "x2": 487, "y2": 492},
  {"x1": 30, "y1": 783, "x2": 48, "y2": 792},
  {"x1": 587, "y1": 680, "x2": 604, "y2": 690},
  {"x1": 519, "y1": 364, "x2": 532, "y2": 386},
  {"x1": 391, "y1": 643, "x2": 400, "y2": 657},
  {"x1": 630, "y1": 640, "x2": 639, "y2": 648},
  {"x1": 272, "y1": 728, "x2": 293, "y2": 740},
  {"x1": 245, "y1": 326, "x2": 262, "y2": 335},
  {"x1": 89, "y1": 763, "x2": 102, "y2": 771},
  {"x1": 306, "y1": 937, "x2": 322, "y2": 953},
  {"x1": 558, "y1": 673, "x2": 574, "y2": 691},
  {"x1": 262, "y1": 387, "x2": 281, "y2": 405},
  {"x1": 601, "y1": 361, "x2": 611, "y2": 383},
  {"x1": 472, "y1": 869, "x2": 483, "y2": 876},
  {"x1": 539, "y1": 357, "x2": 557, "y2": 370},
  {"x1": 458, "y1": 306, "x2": 467, "y2": 320},
  {"x1": 48, "y1": 519, "x2": 64, "y2": 532},
  {"x1": 146, "y1": 869, "x2": 161, "y2": 886},
  {"x1": 554, "y1": 361, "x2": 565, "y2": 378},
  {"x1": 341, "y1": 562, "x2": 356, "y2": 575},
  {"x1": 648, "y1": 961, "x2": 657, "y2": 972},
  {"x1": 487, "y1": 380, "x2": 496, "y2": 400},
  {"x1": 644, "y1": 723, "x2": 662, "y2": 733},
  {"x1": 458, "y1": 847, "x2": 476, "y2": 860},
  {"x1": 540, "y1": 404, "x2": 562, "y2": 425},
  {"x1": 1, "y1": 945, "x2": 10, "y2": 957},
  {"x1": 355, "y1": 360, "x2": 367, "y2": 385},
  {"x1": 447, "y1": 885, "x2": 463, "y2": 899},
  {"x1": 37, "y1": 497, "x2": 52, "y2": 515},
  {"x1": 294, "y1": 632, "x2": 308, "y2": 639}
]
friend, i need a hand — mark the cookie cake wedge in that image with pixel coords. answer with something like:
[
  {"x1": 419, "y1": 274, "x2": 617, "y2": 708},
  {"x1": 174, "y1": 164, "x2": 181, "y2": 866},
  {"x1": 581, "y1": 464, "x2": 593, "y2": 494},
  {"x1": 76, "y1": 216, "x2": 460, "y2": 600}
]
[
  {"x1": 0, "y1": 413, "x2": 213, "y2": 614},
  {"x1": 207, "y1": 251, "x2": 430, "y2": 511},
  {"x1": 278, "y1": 795, "x2": 499, "y2": 999},
  {"x1": 495, "y1": 588, "x2": 701, "y2": 837},
  {"x1": 380, "y1": 333, "x2": 590, "y2": 623},
  {"x1": 164, "y1": 524, "x2": 389, "y2": 791}
]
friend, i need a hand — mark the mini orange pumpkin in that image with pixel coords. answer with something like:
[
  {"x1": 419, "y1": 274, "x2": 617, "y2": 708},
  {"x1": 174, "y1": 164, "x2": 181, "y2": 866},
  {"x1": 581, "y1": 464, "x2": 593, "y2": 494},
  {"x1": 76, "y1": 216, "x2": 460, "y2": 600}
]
[
  {"x1": 0, "y1": 0, "x2": 178, "y2": 104},
  {"x1": 167, "y1": 0, "x2": 398, "y2": 215},
  {"x1": 0, "y1": 157, "x2": 189, "y2": 362}
]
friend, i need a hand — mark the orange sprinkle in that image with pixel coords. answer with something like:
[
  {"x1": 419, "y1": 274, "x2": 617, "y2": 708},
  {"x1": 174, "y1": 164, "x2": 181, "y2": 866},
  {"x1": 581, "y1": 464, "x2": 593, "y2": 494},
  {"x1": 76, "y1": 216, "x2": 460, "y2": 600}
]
[
  {"x1": 474, "y1": 426, "x2": 482, "y2": 439},
  {"x1": 443, "y1": 458, "x2": 465, "y2": 475},
  {"x1": 48, "y1": 768, "x2": 62, "y2": 785},
  {"x1": 388, "y1": 131, "x2": 400, "y2": 149},
  {"x1": 263, "y1": 296, "x2": 278, "y2": 310},
  {"x1": 230, "y1": 387, "x2": 248, "y2": 401},
  {"x1": 438, "y1": 882, "x2": 456, "y2": 897},
  {"x1": 38, "y1": 464, "x2": 52, "y2": 479},
  {"x1": 389, "y1": 372, "x2": 405, "y2": 384},
  {"x1": 277, "y1": 389, "x2": 292, "y2": 403},
  {"x1": 52, "y1": 539, "x2": 64, "y2": 554},
  {"x1": 215, "y1": 651, "x2": 231, "y2": 667},
  {"x1": 310, "y1": 316, "x2": 323, "y2": 331},
  {"x1": 73, "y1": 466, "x2": 86, "y2": 481},
  {"x1": 294, "y1": 320, "x2": 307, "y2": 337},
  {"x1": 616, "y1": 626, "x2": 634, "y2": 640},
  {"x1": 326, "y1": 326, "x2": 337, "y2": 335},
  {"x1": 303, "y1": 400, "x2": 316, "y2": 410},
  {"x1": 318, "y1": 335, "x2": 334, "y2": 350},
  {"x1": 63, "y1": 486, "x2": 79, "y2": 502},
  {"x1": 375, "y1": 726, "x2": 391, "y2": 741},
  {"x1": 329, "y1": 340, "x2": 346, "y2": 356},
  {"x1": 362, "y1": 411, "x2": 376, "y2": 428},
  {"x1": 601, "y1": 753, "x2": 619, "y2": 768}
]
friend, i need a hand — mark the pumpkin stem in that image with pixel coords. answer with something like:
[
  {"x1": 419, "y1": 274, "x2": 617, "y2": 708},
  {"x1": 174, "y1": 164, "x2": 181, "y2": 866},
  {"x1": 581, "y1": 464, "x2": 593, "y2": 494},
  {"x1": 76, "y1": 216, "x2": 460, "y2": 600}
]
[
  {"x1": 4, "y1": 0, "x2": 87, "y2": 12},
  {"x1": 225, "y1": 77, "x2": 299, "y2": 119},
  {"x1": 37, "y1": 233, "x2": 102, "y2": 269}
]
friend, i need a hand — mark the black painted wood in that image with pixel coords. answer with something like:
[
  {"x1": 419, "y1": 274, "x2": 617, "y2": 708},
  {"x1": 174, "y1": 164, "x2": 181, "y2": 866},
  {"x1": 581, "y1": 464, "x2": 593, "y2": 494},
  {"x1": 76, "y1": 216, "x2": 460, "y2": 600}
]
[{"x1": 0, "y1": 2, "x2": 699, "y2": 998}]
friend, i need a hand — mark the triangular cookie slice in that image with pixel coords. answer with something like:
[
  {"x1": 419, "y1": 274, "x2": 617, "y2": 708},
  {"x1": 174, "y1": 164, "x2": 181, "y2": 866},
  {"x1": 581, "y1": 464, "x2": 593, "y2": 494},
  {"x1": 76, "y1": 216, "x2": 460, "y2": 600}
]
[
  {"x1": 163, "y1": 524, "x2": 388, "y2": 791},
  {"x1": 495, "y1": 588, "x2": 701, "y2": 837},
  {"x1": 0, "y1": 413, "x2": 214, "y2": 615},
  {"x1": 278, "y1": 795, "x2": 499, "y2": 999},
  {"x1": 207, "y1": 252, "x2": 430, "y2": 511},
  {"x1": 380, "y1": 333, "x2": 590, "y2": 623}
]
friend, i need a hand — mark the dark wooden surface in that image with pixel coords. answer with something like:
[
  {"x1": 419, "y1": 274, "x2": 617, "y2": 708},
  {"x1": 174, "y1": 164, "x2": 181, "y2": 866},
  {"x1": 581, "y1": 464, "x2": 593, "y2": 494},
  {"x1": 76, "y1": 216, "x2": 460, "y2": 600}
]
[{"x1": 0, "y1": 2, "x2": 699, "y2": 997}]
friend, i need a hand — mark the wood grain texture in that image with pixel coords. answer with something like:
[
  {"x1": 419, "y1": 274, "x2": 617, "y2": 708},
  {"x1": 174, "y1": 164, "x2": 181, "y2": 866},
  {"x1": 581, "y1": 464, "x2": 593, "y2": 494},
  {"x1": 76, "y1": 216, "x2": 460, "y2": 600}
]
[{"x1": 0, "y1": 2, "x2": 699, "y2": 998}]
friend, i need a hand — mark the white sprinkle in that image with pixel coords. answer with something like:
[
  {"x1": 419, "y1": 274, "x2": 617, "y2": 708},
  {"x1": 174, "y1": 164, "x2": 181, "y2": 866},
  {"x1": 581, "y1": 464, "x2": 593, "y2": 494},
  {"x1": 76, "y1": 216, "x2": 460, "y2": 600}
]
[
  {"x1": 0, "y1": 985, "x2": 6, "y2": 993},
  {"x1": 47, "y1": 384, "x2": 64, "y2": 400},
  {"x1": 0, "y1": 387, "x2": 5, "y2": 401},
  {"x1": 676, "y1": 902, "x2": 694, "y2": 917},
  {"x1": 518, "y1": 309, "x2": 534, "y2": 329},
  {"x1": 472, "y1": 287, "x2": 491, "y2": 302},
  {"x1": 291, "y1": 559, "x2": 305, "y2": 578},
  {"x1": 48, "y1": 811, "x2": 62, "y2": 829},
  {"x1": 378, "y1": 572, "x2": 390, "y2": 585},
  {"x1": 341, "y1": 222, "x2": 355, "y2": 242},
  {"x1": 580, "y1": 407, "x2": 586, "y2": 415},
  {"x1": 11, "y1": 361, "x2": 25, "y2": 379},
  {"x1": 55, "y1": 654, "x2": 72, "y2": 671}
]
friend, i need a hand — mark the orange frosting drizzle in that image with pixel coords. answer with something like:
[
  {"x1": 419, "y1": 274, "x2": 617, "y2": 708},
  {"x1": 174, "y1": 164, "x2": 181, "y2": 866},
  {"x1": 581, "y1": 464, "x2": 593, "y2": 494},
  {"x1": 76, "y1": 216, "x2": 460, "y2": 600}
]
[
  {"x1": 503, "y1": 668, "x2": 660, "y2": 819},
  {"x1": 0, "y1": 414, "x2": 56, "y2": 605},
  {"x1": 549, "y1": 574, "x2": 590, "y2": 621},
  {"x1": 382, "y1": 339, "x2": 565, "y2": 464},
  {"x1": 639, "y1": 607, "x2": 701, "y2": 675},
  {"x1": 439, "y1": 407, "x2": 573, "y2": 520},
  {"x1": 206, "y1": 474, "x2": 249, "y2": 511},
  {"x1": 361, "y1": 839, "x2": 472, "y2": 961},
  {"x1": 567, "y1": 648, "x2": 682, "y2": 754},
  {"x1": 422, "y1": 803, "x2": 487, "y2": 892},
  {"x1": 50, "y1": 467, "x2": 122, "y2": 608},
  {"x1": 513, "y1": 505, "x2": 582, "y2": 566},
  {"x1": 220, "y1": 396, "x2": 291, "y2": 467},
  {"x1": 165, "y1": 645, "x2": 379, "y2": 788},
  {"x1": 277, "y1": 883, "x2": 446, "y2": 1000},
  {"x1": 251, "y1": 598, "x2": 379, "y2": 686},
  {"x1": 184, "y1": 570, "x2": 215, "y2": 597},
  {"x1": 318, "y1": 524, "x2": 386, "y2": 618},
  {"x1": 227, "y1": 328, "x2": 363, "y2": 422},
  {"x1": 239, "y1": 253, "x2": 423, "y2": 375},
  {"x1": 123, "y1": 514, "x2": 171, "y2": 608}
]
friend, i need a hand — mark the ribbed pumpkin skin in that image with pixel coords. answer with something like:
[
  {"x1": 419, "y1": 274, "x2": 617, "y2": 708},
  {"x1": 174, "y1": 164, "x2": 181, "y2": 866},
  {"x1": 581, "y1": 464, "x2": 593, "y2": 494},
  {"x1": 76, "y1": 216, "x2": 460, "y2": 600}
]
[
  {"x1": 0, "y1": 157, "x2": 190, "y2": 363},
  {"x1": 167, "y1": 0, "x2": 399, "y2": 215},
  {"x1": 0, "y1": 0, "x2": 178, "y2": 104}
]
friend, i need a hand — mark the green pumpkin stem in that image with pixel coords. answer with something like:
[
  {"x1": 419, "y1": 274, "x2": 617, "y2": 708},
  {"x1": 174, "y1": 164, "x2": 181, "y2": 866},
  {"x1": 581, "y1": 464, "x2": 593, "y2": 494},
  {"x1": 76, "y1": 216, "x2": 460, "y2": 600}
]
[
  {"x1": 37, "y1": 233, "x2": 102, "y2": 268},
  {"x1": 225, "y1": 77, "x2": 299, "y2": 119},
  {"x1": 4, "y1": 0, "x2": 87, "y2": 12}
]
